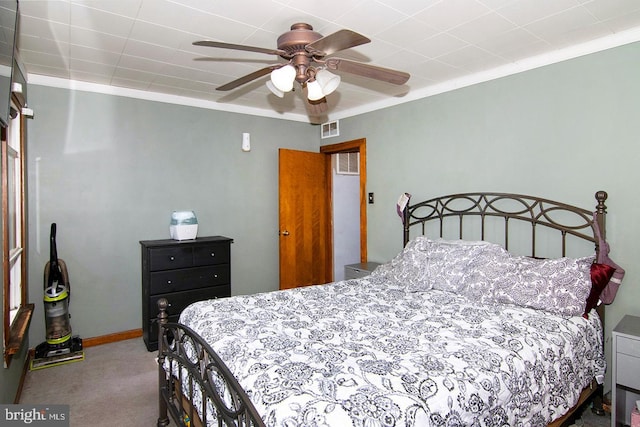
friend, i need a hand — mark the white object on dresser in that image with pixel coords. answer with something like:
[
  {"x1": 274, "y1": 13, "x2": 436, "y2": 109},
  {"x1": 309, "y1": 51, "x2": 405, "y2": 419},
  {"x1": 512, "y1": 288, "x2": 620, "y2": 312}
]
[
  {"x1": 612, "y1": 315, "x2": 640, "y2": 427},
  {"x1": 344, "y1": 262, "x2": 381, "y2": 279},
  {"x1": 169, "y1": 210, "x2": 198, "y2": 240}
]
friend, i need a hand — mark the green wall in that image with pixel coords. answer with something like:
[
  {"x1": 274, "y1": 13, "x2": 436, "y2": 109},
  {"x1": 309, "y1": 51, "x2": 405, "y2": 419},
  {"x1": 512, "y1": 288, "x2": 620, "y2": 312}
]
[{"x1": 24, "y1": 88, "x2": 318, "y2": 346}]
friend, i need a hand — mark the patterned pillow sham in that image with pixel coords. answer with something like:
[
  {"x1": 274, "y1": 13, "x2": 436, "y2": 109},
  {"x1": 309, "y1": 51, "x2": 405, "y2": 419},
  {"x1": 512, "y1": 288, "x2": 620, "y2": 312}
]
[
  {"x1": 373, "y1": 237, "x2": 595, "y2": 317},
  {"x1": 434, "y1": 244, "x2": 595, "y2": 317},
  {"x1": 425, "y1": 239, "x2": 494, "y2": 293},
  {"x1": 460, "y1": 243, "x2": 515, "y2": 305},
  {"x1": 371, "y1": 237, "x2": 493, "y2": 293},
  {"x1": 369, "y1": 237, "x2": 433, "y2": 291},
  {"x1": 489, "y1": 254, "x2": 595, "y2": 317}
]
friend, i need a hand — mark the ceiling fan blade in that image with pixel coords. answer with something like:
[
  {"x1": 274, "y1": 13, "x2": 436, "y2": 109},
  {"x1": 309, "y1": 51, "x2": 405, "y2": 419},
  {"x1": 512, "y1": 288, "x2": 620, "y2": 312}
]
[
  {"x1": 216, "y1": 65, "x2": 281, "y2": 91},
  {"x1": 194, "y1": 40, "x2": 287, "y2": 57},
  {"x1": 326, "y1": 58, "x2": 410, "y2": 85},
  {"x1": 306, "y1": 29, "x2": 370, "y2": 56},
  {"x1": 305, "y1": 97, "x2": 328, "y2": 116}
]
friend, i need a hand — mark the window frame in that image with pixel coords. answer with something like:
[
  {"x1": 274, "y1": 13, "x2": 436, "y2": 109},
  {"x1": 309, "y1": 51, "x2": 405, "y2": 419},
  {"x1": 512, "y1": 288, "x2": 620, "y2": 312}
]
[{"x1": 2, "y1": 93, "x2": 32, "y2": 367}]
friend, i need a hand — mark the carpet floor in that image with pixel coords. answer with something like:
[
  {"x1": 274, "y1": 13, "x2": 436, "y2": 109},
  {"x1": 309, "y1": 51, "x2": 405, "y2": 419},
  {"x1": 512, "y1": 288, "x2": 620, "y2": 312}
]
[
  {"x1": 19, "y1": 338, "x2": 167, "y2": 426},
  {"x1": 18, "y1": 337, "x2": 611, "y2": 426}
]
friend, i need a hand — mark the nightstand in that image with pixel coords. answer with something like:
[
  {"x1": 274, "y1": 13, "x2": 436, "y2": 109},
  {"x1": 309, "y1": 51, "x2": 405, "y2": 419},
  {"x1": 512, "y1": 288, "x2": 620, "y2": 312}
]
[
  {"x1": 612, "y1": 315, "x2": 640, "y2": 427},
  {"x1": 344, "y1": 262, "x2": 381, "y2": 279}
]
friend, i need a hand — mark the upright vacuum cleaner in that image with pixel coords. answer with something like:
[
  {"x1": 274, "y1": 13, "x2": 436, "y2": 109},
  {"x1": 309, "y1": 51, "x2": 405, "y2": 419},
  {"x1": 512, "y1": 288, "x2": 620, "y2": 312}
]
[{"x1": 30, "y1": 223, "x2": 84, "y2": 370}]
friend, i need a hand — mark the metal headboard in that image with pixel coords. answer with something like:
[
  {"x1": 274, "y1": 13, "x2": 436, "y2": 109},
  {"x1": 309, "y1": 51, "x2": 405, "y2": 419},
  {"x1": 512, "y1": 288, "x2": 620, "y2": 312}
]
[{"x1": 402, "y1": 191, "x2": 608, "y2": 258}]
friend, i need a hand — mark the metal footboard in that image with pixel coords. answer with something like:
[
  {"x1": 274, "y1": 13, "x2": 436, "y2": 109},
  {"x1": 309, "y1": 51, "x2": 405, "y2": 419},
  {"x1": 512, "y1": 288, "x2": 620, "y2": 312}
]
[{"x1": 156, "y1": 298, "x2": 265, "y2": 427}]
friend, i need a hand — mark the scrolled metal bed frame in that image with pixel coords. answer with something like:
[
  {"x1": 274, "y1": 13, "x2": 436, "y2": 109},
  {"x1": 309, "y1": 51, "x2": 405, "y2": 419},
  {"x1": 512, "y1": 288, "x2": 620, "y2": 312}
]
[
  {"x1": 157, "y1": 190, "x2": 610, "y2": 427},
  {"x1": 401, "y1": 190, "x2": 610, "y2": 426},
  {"x1": 403, "y1": 191, "x2": 608, "y2": 252},
  {"x1": 156, "y1": 296, "x2": 265, "y2": 427}
]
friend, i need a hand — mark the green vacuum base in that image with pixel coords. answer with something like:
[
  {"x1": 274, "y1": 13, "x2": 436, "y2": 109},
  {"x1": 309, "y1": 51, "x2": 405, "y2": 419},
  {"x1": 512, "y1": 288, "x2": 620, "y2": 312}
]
[{"x1": 30, "y1": 350, "x2": 85, "y2": 371}]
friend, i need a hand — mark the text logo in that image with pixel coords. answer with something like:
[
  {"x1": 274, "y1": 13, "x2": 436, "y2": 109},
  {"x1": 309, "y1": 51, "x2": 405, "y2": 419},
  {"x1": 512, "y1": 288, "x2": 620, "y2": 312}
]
[{"x1": 0, "y1": 405, "x2": 69, "y2": 426}]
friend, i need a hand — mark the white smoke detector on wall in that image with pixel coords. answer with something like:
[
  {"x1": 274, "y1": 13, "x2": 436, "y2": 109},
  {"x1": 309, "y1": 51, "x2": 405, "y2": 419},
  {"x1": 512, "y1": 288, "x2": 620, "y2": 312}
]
[{"x1": 242, "y1": 133, "x2": 251, "y2": 151}]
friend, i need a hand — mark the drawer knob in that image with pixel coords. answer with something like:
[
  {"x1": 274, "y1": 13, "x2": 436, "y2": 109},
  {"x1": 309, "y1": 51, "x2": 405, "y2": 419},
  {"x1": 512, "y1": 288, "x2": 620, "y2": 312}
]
[
  {"x1": 210, "y1": 252, "x2": 215, "y2": 257},
  {"x1": 169, "y1": 256, "x2": 175, "y2": 261},
  {"x1": 213, "y1": 274, "x2": 218, "y2": 278},
  {"x1": 167, "y1": 280, "x2": 172, "y2": 284}
]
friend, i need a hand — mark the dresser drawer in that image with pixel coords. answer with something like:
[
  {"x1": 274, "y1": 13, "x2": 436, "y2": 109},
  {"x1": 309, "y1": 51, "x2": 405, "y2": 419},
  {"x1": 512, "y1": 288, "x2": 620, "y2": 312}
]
[
  {"x1": 147, "y1": 285, "x2": 230, "y2": 351},
  {"x1": 149, "y1": 285, "x2": 230, "y2": 319},
  {"x1": 149, "y1": 243, "x2": 230, "y2": 271},
  {"x1": 193, "y1": 243, "x2": 230, "y2": 266},
  {"x1": 616, "y1": 352, "x2": 640, "y2": 390},
  {"x1": 616, "y1": 336, "x2": 640, "y2": 390},
  {"x1": 150, "y1": 265, "x2": 230, "y2": 295},
  {"x1": 149, "y1": 247, "x2": 193, "y2": 271},
  {"x1": 618, "y1": 336, "x2": 640, "y2": 357}
]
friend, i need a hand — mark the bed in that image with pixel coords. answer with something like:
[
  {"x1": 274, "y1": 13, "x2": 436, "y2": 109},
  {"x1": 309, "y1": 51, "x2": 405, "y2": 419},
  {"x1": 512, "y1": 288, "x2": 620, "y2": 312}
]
[{"x1": 156, "y1": 190, "x2": 615, "y2": 427}]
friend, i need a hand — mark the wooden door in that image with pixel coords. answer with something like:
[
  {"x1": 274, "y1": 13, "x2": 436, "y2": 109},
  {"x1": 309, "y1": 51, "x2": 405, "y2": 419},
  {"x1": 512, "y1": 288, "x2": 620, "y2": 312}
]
[{"x1": 278, "y1": 149, "x2": 331, "y2": 289}]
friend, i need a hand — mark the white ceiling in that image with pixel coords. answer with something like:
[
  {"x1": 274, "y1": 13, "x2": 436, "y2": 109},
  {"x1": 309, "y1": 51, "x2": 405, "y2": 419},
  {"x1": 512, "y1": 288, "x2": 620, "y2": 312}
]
[{"x1": 15, "y1": 0, "x2": 640, "y2": 123}]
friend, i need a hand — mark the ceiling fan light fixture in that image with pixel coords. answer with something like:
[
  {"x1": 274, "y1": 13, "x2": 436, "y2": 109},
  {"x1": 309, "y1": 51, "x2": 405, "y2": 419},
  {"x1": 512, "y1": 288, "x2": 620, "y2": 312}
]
[
  {"x1": 316, "y1": 69, "x2": 340, "y2": 96},
  {"x1": 266, "y1": 80, "x2": 284, "y2": 98},
  {"x1": 194, "y1": 23, "x2": 410, "y2": 119},
  {"x1": 306, "y1": 80, "x2": 324, "y2": 101},
  {"x1": 270, "y1": 64, "x2": 296, "y2": 92}
]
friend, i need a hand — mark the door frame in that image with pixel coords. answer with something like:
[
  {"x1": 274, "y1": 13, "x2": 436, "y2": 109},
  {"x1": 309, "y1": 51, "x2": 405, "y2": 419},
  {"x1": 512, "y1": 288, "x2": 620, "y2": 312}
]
[{"x1": 320, "y1": 138, "x2": 367, "y2": 263}]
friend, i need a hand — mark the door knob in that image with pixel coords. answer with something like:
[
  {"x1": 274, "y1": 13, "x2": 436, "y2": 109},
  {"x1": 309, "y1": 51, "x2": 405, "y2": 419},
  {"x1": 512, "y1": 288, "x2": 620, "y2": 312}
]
[{"x1": 280, "y1": 230, "x2": 290, "y2": 236}]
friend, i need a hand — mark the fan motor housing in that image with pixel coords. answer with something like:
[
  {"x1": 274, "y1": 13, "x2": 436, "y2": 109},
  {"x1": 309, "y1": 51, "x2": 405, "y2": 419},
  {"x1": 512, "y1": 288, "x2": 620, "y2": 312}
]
[{"x1": 277, "y1": 23, "x2": 322, "y2": 54}]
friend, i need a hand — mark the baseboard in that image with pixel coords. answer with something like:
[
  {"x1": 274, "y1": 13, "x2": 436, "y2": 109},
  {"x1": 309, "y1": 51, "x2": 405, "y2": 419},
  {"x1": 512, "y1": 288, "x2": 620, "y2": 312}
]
[
  {"x1": 82, "y1": 328, "x2": 143, "y2": 348},
  {"x1": 14, "y1": 349, "x2": 34, "y2": 403}
]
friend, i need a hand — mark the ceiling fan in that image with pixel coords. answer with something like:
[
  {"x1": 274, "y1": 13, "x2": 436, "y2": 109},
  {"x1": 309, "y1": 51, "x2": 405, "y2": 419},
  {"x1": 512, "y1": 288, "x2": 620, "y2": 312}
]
[{"x1": 193, "y1": 23, "x2": 410, "y2": 115}]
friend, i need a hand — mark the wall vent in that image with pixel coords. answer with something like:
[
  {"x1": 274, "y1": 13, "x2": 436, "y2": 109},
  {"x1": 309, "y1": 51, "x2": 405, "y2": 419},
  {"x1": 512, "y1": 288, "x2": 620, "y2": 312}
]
[
  {"x1": 336, "y1": 152, "x2": 359, "y2": 175},
  {"x1": 321, "y1": 120, "x2": 339, "y2": 139}
]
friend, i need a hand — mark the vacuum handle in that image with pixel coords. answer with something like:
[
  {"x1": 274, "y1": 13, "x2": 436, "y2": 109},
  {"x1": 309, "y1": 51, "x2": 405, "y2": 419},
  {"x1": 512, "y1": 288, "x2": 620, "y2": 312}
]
[
  {"x1": 47, "y1": 223, "x2": 64, "y2": 292},
  {"x1": 50, "y1": 223, "x2": 58, "y2": 265}
]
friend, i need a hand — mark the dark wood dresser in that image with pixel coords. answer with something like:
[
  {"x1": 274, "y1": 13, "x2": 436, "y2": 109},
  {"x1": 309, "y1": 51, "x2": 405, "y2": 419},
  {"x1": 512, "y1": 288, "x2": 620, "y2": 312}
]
[{"x1": 140, "y1": 235, "x2": 233, "y2": 351}]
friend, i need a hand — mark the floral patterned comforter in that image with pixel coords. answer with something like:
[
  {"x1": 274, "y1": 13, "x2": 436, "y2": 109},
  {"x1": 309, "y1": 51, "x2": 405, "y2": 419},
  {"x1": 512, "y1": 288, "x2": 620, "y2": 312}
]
[{"x1": 179, "y1": 273, "x2": 605, "y2": 427}]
